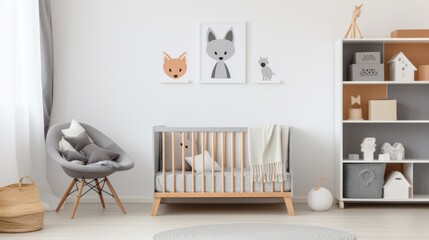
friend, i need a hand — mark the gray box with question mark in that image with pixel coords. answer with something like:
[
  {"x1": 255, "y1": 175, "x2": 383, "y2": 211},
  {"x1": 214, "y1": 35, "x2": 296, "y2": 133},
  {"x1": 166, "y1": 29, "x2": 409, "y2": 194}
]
[{"x1": 343, "y1": 163, "x2": 386, "y2": 198}]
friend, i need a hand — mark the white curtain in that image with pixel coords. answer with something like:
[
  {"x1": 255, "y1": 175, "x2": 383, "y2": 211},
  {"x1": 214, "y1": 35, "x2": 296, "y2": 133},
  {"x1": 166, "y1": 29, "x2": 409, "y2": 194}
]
[{"x1": 0, "y1": 0, "x2": 58, "y2": 210}]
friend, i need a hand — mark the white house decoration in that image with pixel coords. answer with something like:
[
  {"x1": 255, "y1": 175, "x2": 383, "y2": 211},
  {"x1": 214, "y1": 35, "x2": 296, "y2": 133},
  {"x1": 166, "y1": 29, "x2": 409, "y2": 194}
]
[
  {"x1": 388, "y1": 52, "x2": 417, "y2": 82},
  {"x1": 381, "y1": 142, "x2": 405, "y2": 160},
  {"x1": 361, "y1": 137, "x2": 376, "y2": 161},
  {"x1": 383, "y1": 171, "x2": 411, "y2": 199}
]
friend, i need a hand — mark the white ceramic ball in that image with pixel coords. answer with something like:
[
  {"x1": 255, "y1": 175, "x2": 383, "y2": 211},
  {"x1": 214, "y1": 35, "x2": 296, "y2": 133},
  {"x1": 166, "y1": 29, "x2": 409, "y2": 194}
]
[{"x1": 307, "y1": 187, "x2": 333, "y2": 211}]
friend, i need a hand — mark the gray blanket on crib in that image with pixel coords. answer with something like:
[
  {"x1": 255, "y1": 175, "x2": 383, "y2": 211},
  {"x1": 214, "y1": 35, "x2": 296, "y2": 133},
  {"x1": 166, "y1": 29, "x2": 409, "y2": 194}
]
[{"x1": 155, "y1": 169, "x2": 291, "y2": 193}]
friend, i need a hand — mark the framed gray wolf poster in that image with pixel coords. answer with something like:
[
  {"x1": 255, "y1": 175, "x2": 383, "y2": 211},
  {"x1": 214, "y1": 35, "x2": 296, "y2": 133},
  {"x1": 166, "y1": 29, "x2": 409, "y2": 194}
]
[{"x1": 199, "y1": 22, "x2": 246, "y2": 84}]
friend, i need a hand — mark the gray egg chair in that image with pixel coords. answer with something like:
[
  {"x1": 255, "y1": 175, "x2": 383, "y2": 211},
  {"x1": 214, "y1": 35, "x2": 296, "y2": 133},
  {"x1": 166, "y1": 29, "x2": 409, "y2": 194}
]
[{"x1": 46, "y1": 122, "x2": 134, "y2": 218}]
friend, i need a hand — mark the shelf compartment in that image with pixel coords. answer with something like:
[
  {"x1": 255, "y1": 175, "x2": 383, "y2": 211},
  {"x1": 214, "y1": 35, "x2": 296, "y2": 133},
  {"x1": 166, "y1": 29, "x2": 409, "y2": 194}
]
[
  {"x1": 342, "y1": 42, "x2": 384, "y2": 81},
  {"x1": 343, "y1": 84, "x2": 429, "y2": 121},
  {"x1": 413, "y1": 163, "x2": 429, "y2": 196},
  {"x1": 342, "y1": 162, "x2": 413, "y2": 199},
  {"x1": 388, "y1": 85, "x2": 429, "y2": 120},
  {"x1": 384, "y1": 43, "x2": 429, "y2": 80},
  {"x1": 343, "y1": 124, "x2": 429, "y2": 160},
  {"x1": 343, "y1": 84, "x2": 387, "y2": 120}
]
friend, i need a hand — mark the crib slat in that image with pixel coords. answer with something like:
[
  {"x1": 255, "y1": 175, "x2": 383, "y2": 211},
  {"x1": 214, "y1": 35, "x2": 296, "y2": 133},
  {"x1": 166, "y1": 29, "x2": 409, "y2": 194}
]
[
  {"x1": 221, "y1": 132, "x2": 225, "y2": 193},
  {"x1": 213, "y1": 132, "x2": 217, "y2": 162},
  {"x1": 261, "y1": 174, "x2": 265, "y2": 192},
  {"x1": 250, "y1": 165, "x2": 254, "y2": 193},
  {"x1": 241, "y1": 132, "x2": 244, "y2": 193},
  {"x1": 201, "y1": 132, "x2": 205, "y2": 193},
  {"x1": 205, "y1": 132, "x2": 208, "y2": 152},
  {"x1": 231, "y1": 132, "x2": 235, "y2": 193},
  {"x1": 212, "y1": 132, "x2": 215, "y2": 193},
  {"x1": 162, "y1": 132, "x2": 166, "y2": 193},
  {"x1": 192, "y1": 132, "x2": 195, "y2": 193},
  {"x1": 172, "y1": 132, "x2": 175, "y2": 193},
  {"x1": 271, "y1": 171, "x2": 275, "y2": 192},
  {"x1": 182, "y1": 132, "x2": 185, "y2": 193}
]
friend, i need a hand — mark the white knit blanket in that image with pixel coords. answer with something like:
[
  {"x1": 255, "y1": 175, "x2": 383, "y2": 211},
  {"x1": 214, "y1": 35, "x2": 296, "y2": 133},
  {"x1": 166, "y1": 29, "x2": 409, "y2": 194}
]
[{"x1": 248, "y1": 125, "x2": 289, "y2": 182}]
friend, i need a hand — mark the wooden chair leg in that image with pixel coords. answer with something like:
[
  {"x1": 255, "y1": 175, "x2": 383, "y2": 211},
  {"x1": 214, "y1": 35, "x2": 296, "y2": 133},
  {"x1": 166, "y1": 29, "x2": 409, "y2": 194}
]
[
  {"x1": 284, "y1": 197, "x2": 295, "y2": 216},
  {"x1": 95, "y1": 179, "x2": 106, "y2": 209},
  {"x1": 105, "y1": 177, "x2": 126, "y2": 214},
  {"x1": 56, "y1": 178, "x2": 77, "y2": 212},
  {"x1": 151, "y1": 197, "x2": 162, "y2": 216},
  {"x1": 71, "y1": 178, "x2": 85, "y2": 219}
]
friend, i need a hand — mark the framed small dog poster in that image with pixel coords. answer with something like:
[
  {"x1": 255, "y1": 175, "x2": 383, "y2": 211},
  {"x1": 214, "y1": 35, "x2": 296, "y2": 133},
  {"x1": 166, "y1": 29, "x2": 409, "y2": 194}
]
[
  {"x1": 198, "y1": 22, "x2": 246, "y2": 84},
  {"x1": 256, "y1": 57, "x2": 280, "y2": 84}
]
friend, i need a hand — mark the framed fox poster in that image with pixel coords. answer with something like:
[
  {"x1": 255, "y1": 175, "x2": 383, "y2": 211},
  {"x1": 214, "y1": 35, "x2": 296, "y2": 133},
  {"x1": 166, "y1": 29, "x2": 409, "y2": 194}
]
[
  {"x1": 161, "y1": 51, "x2": 191, "y2": 84},
  {"x1": 198, "y1": 22, "x2": 246, "y2": 84}
]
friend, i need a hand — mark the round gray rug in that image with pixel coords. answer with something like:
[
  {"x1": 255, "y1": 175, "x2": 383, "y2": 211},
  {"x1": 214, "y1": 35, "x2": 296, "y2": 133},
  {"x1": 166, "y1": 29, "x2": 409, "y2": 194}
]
[{"x1": 153, "y1": 223, "x2": 356, "y2": 240}]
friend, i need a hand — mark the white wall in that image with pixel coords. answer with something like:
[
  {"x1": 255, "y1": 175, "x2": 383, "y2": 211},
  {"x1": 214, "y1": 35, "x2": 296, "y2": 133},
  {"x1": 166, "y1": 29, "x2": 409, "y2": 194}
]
[{"x1": 48, "y1": 0, "x2": 429, "y2": 202}]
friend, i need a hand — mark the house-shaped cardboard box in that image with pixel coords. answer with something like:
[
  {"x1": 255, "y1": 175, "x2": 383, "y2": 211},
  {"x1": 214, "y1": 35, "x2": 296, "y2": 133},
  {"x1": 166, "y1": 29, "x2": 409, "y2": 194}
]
[
  {"x1": 388, "y1": 52, "x2": 417, "y2": 82},
  {"x1": 383, "y1": 171, "x2": 411, "y2": 199}
]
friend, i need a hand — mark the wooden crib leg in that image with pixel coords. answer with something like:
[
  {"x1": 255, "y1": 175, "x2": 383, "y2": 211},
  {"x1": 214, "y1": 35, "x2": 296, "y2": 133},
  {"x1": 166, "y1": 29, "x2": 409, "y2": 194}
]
[
  {"x1": 151, "y1": 197, "x2": 162, "y2": 216},
  {"x1": 284, "y1": 197, "x2": 295, "y2": 216}
]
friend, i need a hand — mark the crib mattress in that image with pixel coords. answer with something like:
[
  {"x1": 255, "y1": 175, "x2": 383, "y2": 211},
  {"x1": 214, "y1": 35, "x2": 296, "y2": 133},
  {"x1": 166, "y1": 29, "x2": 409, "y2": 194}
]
[{"x1": 155, "y1": 169, "x2": 291, "y2": 193}]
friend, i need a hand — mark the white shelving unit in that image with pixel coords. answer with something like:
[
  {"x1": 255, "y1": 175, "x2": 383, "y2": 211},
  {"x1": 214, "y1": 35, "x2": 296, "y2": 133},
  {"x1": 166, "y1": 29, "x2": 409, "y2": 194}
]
[{"x1": 335, "y1": 38, "x2": 429, "y2": 208}]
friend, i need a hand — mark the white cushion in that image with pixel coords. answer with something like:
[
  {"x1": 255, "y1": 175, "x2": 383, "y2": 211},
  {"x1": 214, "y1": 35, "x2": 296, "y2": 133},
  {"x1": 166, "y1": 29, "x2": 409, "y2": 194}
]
[
  {"x1": 70, "y1": 160, "x2": 85, "y2": 165},
  {"x1": 61, "y1": 119, "x2": 86, "y2": 137},
  {"x1": 59, "y1": 137, "x2": 76, "y2": 152},
  {"x1": 185, "y1": 150, "x2": 221, "y2": 172}
]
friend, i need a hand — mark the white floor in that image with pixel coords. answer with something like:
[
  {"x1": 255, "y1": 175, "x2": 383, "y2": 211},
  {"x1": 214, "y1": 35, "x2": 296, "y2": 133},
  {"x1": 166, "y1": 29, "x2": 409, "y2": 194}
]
[{"x1": 1, "y1": 202, "x2": 429, "y2": 240}]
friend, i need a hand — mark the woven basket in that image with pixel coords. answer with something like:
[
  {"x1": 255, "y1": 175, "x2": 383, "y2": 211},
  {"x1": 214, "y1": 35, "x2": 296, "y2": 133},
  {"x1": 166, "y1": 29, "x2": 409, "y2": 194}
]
[{"x1": 0, "y1": 176, "x2": 45, "y2": 233}]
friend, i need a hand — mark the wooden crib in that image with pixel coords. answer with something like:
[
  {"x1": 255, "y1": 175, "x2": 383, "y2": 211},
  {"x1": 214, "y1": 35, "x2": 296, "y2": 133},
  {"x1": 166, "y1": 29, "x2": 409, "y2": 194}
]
[{"x1": 151, "y1": 126, "x2": 294, "y2": 216}]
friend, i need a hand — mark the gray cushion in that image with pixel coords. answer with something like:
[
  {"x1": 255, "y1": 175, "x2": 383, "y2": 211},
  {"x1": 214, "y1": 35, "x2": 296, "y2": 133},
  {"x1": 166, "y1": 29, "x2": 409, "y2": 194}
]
[
  {"x1": 64, "y1": 132, "x2": 92, "y2": 151},
  {"x1": 61, "y1": 150, "x2": 89, "y2": 163},
  {"x1": 81, "y1": 143, "x2": 119, "y2": 164}
]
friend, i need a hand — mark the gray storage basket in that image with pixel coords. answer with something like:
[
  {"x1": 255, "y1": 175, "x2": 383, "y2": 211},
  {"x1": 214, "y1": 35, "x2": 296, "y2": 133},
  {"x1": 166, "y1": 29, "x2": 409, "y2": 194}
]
[{"x1": 343, "y1": 163, "x2": 386, "y2": 198}]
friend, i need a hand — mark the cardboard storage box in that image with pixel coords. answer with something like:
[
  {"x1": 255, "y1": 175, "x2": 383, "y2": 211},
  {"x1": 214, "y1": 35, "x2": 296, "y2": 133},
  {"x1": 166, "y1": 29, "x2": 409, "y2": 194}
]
[
  {"x1": 391, "y1": 29, "x2": 429, "y2": 38},
  {"x1": 368, "y1": 100, "x2": 397, "y2": 120},
  {"x1": 354, "y1": 52, "x2": 381, "y2": 64},
  {"x1": 348, "y1": 64, "x2": 384, "y2": 81},
  {"x1": 417, "y1": 65, "x2": 429, "y2": 81}
]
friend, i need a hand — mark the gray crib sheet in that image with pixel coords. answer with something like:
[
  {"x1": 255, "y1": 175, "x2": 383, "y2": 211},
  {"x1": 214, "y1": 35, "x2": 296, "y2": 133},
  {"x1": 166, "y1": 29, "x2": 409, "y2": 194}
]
[{"x1": 155, "y1": 169, "x2": 291, "y2": 193}]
